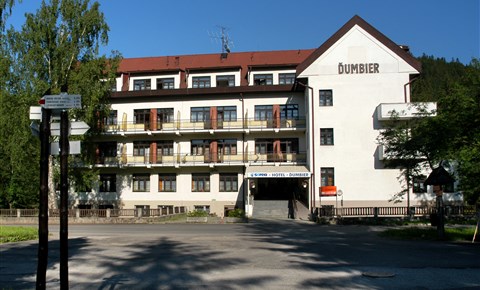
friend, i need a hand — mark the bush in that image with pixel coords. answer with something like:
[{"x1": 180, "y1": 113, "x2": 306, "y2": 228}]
[
  {"x1": 187, "y1": 210, "x2": 209, "y2": 217},
  {"x1": 227, "y1": 208, "x2": 245, "y2": 218}
]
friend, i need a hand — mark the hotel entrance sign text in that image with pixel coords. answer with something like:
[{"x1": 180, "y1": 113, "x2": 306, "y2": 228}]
[{"x1": 247, "y1": 172, "x2": 311, "y2": 178}]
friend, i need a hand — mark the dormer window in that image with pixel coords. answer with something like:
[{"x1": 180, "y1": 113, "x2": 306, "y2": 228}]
[
  {"x1": 253, "y1": 74, "x2": 273, "y2": 86},
  {"x1": 157, "y1": 78, "x2": 174, "y2": 89},
  {"x1": 216, "y1": 75, "x2": 235, "y2": 87},
  {"x1": 192, "y1": 76, "x2": 211, "y2": 88},
  {"x1": 279, "y1": 73, "x2": 296, "y2": 85},
  {"x1": 133, "y1": 79, "x2": 151, "y2": 91}
]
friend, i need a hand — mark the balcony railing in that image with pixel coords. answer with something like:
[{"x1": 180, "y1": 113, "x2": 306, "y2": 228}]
[
  {"x1": 377, "y1": 102, "x2": 437, "y2": 121},
  {"x1": 100, "y1": 117, "x2": 306, "y2": 134},
  {"x1": 93, "y1": 151, "x2": 307, "y2": 167}
]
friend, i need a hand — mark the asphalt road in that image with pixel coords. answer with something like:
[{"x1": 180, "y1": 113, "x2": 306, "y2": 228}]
[{"x1": 1, "y1": 220, "x2": 479, "y2": 289}]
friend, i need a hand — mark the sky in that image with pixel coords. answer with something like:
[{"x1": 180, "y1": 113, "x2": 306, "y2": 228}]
[{"x1": 6, "y1": 0, "x2": 480, "y2": 64}]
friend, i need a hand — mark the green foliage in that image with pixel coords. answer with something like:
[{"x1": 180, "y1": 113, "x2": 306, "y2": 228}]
[
  {"x1": 187, "y1": 210, "x2": 209, "y2": 217},
  {"x1": 378, "y1": 56, "x2": 480, "y2": 204},
  {"x1": 227, "y1": 208, "x2": 245, "y2": 218},
  {"x1": 0, "y1": 0, "x2": 121, "y2": 208},
  {"x1": 379, "y1": 226, "x2": 476, "y2": 242},
  {"x1": 0, "y1": 226, "x2": 38, "y2": 243}
]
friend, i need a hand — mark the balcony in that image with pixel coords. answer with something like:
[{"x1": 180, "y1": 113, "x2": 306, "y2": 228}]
[
  {"x1": 100, "y1": 117, "x2": 306, "y2": 135},
  {"x1": 377, "y1": 102, "x2": 437, "y2": 121},
  {"x1": 377, "y1": 145, "x2": 424, "y2": 161},
  {"x1": 93, "y1": 151, "x2": 306, "y2": 168}
]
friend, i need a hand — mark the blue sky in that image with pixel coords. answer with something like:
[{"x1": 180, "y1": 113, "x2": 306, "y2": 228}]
[{"x1": 7, "y1": 0, "x2": 480, "y2": 64}]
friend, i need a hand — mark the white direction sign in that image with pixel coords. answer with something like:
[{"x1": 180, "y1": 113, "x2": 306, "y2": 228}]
[
  {"x1": 51, "y1": 141, "x2": 81, "y2": 155},
  {"x1": 50, "y1": 121, "x2": 90, "y2": 136},
  {"x1": 42, "y1": 94, "x2": 81, "y2": 109},
  {"x1": 29, "y1": 106, "x2": 42, "y2": 120}
]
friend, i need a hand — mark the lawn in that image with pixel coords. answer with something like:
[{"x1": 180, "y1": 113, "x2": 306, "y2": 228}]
[
  {"x1": 0, "y1": 226, "x2": 38, "y2": 243},
  {"x1": 379, "y1": 226, "x2": 477, "y2": 242}
]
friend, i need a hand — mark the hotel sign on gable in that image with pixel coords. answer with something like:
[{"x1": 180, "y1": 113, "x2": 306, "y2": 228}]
[{"x1": 247, "y1": 172, "x2": 311, "y2": 178}]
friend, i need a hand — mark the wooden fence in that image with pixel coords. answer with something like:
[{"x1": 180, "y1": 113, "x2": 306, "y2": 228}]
[{"x1": 318, "y1": 205, "x2": 477, "y2": 218}]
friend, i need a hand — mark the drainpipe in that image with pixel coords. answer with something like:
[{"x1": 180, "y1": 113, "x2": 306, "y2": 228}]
[
  {"x1": 296, "y1": 81, "x2": 315, "y2": 212},
  {"x1": 403, "y1": 76, "x2": 418, "y2": 211},
  {"x1": 240, "y1": 93, "x2": 246, "y2": 212},
  {"x1": 403, "y1": 76, "x2": 418, "y2": 103}
]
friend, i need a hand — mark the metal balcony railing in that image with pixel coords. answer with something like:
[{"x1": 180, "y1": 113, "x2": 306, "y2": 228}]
[
  {"x1": 93, "y1": 151, "x2": 307, "y2": 167},
  {"x1": 99, "y1": 117, "x2": 306, "y2": 134}
]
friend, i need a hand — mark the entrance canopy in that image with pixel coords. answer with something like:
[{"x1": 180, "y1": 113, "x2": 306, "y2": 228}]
[{"x1": 245, "y1": 165, "x2": 311, "y2": 178}]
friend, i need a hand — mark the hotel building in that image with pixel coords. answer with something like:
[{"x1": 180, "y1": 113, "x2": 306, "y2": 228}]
[{"x1": 86, "y1": 15, "x2": 439, "y2": 217}]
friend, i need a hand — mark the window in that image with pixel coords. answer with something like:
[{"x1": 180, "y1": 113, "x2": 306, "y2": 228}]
[
  {"x1": 157, "y1": 108, "x2": 174, "y2": 123},
  {"x1": 133, "y1": 79, "x2": 151, "y2": 91},
  {"x1": 254, "y1": 105, "x2": 273, "y2": 121},
  {"x1": 218, "y1": 139, "x2": 237, "y2": 155},
  {"x1": 134, "y1": 109, "x2": 150, "y2": 125},
  {"x1": 217, "y1": 106, "x2": 237, "y2": 122},
  {"x1": 319, "y1": 90, "x2": 333, "y2": 106},
  {"x1": 158, "y1": 205, "x2": 174, "y2": 215},
  {"x1": 253, "y1": 74, "x2": 273, "y2": 85},
  {"x1": 279, "y1": 73, "x2": 296, "y2": 85},
  {"x1": 413, "y1": 176, "x2": 427, "y2": 193},
  {"x1": 192, "y1": 76, "x2": 211, "y2": 88},
  {"x1": 194, "y1": 205, "x2": 210, "y2": 214},
  {"x1": 158, "y1": 174, "x2": 176, "y2": 192},
  {"x1": 98, "y1": 142, "x2": 117, "y2": 157},
  {"x1": 157, "y1": 141, "x2": 174, "y2": 156},
  {"x1": 280, "y1": 104, "x2": 299, "y2": 120},
  {"x1": 216, "y1": 75, "x2": 235, "y2": 87},
  {"x1": 133, "y1": 141, "x2": 150, "y2": 156},
  {"x1": 320, "y1": 168, "x2": 335, "y2": 186},
  {"x1": 320, "y1": 128, "x2": 334, "y2": 145},
  {"x1": 157, "y1": 78, "x2": 174, "y2": 89},
  {"x1": 133, "y1": 174, "x2": 150, "y2": 192},
  {"x1": 191, "y1": 107, "x2": 210, "y2": 122},
  {"x1": 280, "y1": 138, "x2": 299, "y2": 153},
  {"x1": 103, "y1": 110, "x2": 117, "y2": 126},
  {"x1": 192, "y1": 174, "x2": 210, "y2": 192},
  {"x1": 191, "y1": 140, "x2": 210, "y2": 156},
  {"x1": 99, "y1": 174, "x2": 116, "y2": 192},
  {"x1": 255, "y1": 139, "x2": 273, "y2": 154},
  {"x1": 220, "y1": 174, "x2": 238, "y2": 192}
]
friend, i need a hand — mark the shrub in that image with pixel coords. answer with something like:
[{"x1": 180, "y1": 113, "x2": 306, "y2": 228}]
[
  {"x1": 227, "y1": 208, "x2": 245, "y2": 218},
  {"x1": 187, "y1": 210, "x2": 209, "y2": 217}
]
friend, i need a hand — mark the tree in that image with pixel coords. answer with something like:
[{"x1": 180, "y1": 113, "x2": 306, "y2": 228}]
[
  {"x1": 0, "y1": 0, "x2": 120, "y2": 208},
  {"x1": 378, "y1": 56, "x2": 480, "y2": 205}
]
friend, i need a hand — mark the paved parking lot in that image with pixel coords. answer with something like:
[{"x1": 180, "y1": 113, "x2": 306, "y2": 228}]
[{"x1": 1, "y1": 220, "x2": 479, "y2": 289}]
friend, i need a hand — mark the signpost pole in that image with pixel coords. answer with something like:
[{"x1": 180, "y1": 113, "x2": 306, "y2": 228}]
[
  {"x1": 59, "y1": 110, "x2": 69, "y2": 289},
  {"x1": 36, "y1": 108, "x2": 51, "y2": 290}
]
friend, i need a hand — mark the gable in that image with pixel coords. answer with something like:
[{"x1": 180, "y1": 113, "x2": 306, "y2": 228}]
[{"x1": 297, "y1": 15, "x2": 421, "y2": 77}]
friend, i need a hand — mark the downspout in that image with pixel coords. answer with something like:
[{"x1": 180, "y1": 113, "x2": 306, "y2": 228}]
[
  {"x1": 296, "y1": 81, "x2": 315, "y2": 212},
  {"x1": 403, "y1": 76, "x2": 418, "y2": 211},
  {"x1": 240, "y1": 93, "x2": 246, "y2": 212},
  {"x1": 403, "y1": 76, "x2": 418, "y2": 103}
]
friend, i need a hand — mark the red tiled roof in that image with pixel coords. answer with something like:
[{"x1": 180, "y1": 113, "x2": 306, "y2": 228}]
[{"x1": 118, "y1": 49, "x2": 316, "y2": 73}]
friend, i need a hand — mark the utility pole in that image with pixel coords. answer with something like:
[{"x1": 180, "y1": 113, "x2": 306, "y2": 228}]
[
  {"x1": 36, "y1": 107, "x2": 51, "y2": 290},
  {"x1": 59, "y1": 110, "x2": 69, "y2": 289}
]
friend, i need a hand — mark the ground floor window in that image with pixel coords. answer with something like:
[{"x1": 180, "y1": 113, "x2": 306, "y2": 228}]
[
  {"x1": 158, "y1": 205, "x2": 174, "y2": 215},
  {"x1": 192, "y1": 173, "x2": 210, "y2": 192},
  {"x1": 159, "y1": 174, "x2": 176, "y2": 192},
  {"x1": 194, "y1": 205, "x2": 210, "y2": 214},
  {"x1": 99, "y1": 174, "x2": 116, "y2": 192},
  {"x1": 320, "y1": 167, "x2": 335, "y2": 186},
  {"x1": 219, "y1": 173, "x2": 238, "y2": 192},
  {"x1": 133, "y1": 174, "x2": 150, "y2": 192}
]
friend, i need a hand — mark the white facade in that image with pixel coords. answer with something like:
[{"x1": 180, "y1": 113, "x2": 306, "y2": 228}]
[{"x1": 83, "y1": 16, "x2": 446, "y2": 217}]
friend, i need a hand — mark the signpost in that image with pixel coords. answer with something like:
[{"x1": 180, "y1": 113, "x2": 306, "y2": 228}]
[{"x1": 30, "y1": 93, "x2": 87, "y2": 290}]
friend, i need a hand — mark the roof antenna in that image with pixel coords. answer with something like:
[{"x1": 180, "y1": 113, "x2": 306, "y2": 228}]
[{"x1": 209, "y1": 26, "x2": 234, "y2": 58}]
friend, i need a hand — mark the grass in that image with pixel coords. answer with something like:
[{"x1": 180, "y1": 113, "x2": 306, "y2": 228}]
[
  {"x1": 0, "y1": 226, "x2": 38, "y2": 244},
  {"x1": 379, "y1": 226, "x2": 477, "y2": 242}
]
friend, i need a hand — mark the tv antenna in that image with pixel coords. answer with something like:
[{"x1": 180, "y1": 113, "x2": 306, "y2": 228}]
[{"x1": 209, "y1": 26, "x2": 234, "y2": 54}]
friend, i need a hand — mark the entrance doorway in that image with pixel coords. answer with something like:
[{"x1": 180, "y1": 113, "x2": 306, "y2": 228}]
[{"x1": 255, "y1": 178, "x2": 297, "y2": 200}]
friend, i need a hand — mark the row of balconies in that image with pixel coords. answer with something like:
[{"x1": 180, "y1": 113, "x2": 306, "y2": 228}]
[
  {"x1": 95, "y1": 151, "x2": 307, "y2": 167},
  {"x1": 100, "y1": 118, "x2": 306, "y2": 135}
]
